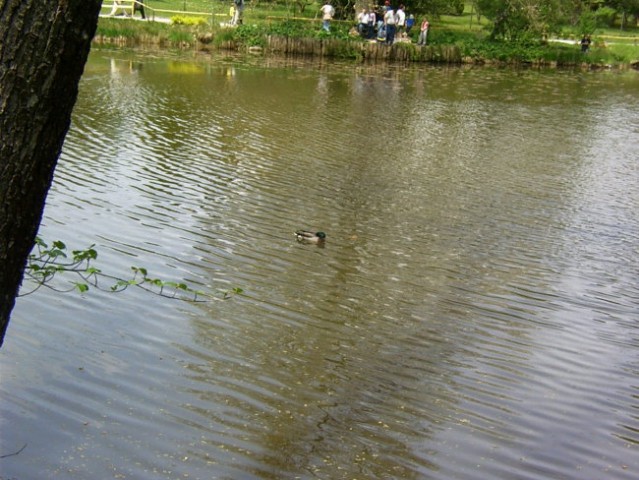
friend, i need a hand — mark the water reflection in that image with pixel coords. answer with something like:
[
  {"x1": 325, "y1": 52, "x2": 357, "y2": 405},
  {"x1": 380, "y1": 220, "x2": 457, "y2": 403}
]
[{"x1": 1, "y1": 51, "x2": 638, "y2": 479}]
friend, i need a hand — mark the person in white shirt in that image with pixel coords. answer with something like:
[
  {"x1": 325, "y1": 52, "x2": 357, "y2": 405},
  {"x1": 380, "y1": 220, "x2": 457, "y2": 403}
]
[
  {"x1": 357, "y1": 9, "x2": 369, "y2": 37},
  {"x1": 383, "y1": 6, "x2": 396, "y2": 45},
  {"x1": 396, "y1": 5, "x2": 406, "y2": 38},
  {"x1": 320, "y1": 3, "x2": 335, "y2": 32}
]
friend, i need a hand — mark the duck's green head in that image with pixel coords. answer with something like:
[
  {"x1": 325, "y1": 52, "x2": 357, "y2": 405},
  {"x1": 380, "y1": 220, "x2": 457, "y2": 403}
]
[{"x1": 316, "y1": 232, "x2": 327, "y2": 239}]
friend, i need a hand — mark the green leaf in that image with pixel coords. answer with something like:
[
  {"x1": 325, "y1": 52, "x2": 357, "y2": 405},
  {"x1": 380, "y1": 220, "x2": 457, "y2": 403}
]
[
  {"x1": 131, "y1": 266, "x2": 148, "y2": 277},
  {"x1": 73, "y1": 246, "x2": 98, "y2": 261},
  {"x1": 51, "y1": 248, "x2": 69, "y2": 259}
]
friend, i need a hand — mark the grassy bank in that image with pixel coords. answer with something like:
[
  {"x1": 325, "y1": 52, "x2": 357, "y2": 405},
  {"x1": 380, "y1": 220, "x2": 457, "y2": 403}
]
[{"x1": 96, "y1": 1, "x2": 639, "y2": 67}]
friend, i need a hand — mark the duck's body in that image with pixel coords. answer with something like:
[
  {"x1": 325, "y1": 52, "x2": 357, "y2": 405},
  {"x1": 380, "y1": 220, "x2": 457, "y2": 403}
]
[{"x1": 295, "y1": 230, "x2": 326, "y2": 244}]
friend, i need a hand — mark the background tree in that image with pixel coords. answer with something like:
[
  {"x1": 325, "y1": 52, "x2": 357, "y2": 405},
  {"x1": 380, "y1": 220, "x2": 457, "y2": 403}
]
[
  {"x1": 607, "y1": 0, "x2": 639, "y2": 28},
  {"x1": 329, "y1": 0, "x2": 356, "y2": 19},
  {"x1": 382, "y1": 0, "x2": 458, "y2": 17},
  {"x1": 476, "y1": 0, "x2": 574, "y2": 40},
  {"x1": 0, "y1": 0, "x2": 102, "y2": 347}
]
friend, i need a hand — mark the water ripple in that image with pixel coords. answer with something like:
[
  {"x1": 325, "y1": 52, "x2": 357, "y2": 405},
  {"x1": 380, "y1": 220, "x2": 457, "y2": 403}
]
[{"x1": 3, "y1": 56, "x2": 639, "y2": 479}]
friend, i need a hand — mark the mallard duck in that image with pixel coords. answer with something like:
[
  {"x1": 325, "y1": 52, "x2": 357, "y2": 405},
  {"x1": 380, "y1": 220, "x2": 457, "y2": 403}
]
[{"x1": 295, "y1": 230, "x2": 326, "y2": 244}]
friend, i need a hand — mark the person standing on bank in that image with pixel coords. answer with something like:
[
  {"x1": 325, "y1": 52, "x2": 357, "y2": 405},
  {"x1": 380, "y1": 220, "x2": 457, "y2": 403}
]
[
  {"x1": 368, "y1": 8, "x2": 377, "y2": 39},
  {"x1": 320, "y1": 2, "x2": 335, "y2": 32},
  {"x1": 231, "y1": 0, "x2": 245, "y2": 25},
  {"x1": 418, "y1": 17, "x2": 429, "y2": 45},
  {"x1": 396, "y1": 5, "x2": 406, "y2": 39},
  {"x1": 384, "y1": 5, "x2": 396, "y2": 45},
  {"x1": 133, "y1": 1, "x2": 146, "y2": 19},
  {"x1": 406, "y1": 14, "x2": 415, "y2": 36},
  {"x1": 357, "y1": 9, "x2": 369, "y2": 37}
]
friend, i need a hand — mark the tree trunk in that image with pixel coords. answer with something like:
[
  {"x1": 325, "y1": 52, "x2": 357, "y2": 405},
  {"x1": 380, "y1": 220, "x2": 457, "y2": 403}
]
[{"x1": 0, "y1": 0, "x2": 102, "y2": 346}]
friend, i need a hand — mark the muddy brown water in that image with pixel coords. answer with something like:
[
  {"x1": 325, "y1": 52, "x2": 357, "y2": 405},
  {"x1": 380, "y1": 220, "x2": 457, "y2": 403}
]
[{"x1": 1, "y1": 50, "x2": 638, "y2": 479}]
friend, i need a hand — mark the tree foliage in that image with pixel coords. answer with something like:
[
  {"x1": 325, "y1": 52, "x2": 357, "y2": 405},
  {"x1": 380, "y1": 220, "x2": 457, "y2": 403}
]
[
  {"x1": 410, "y1": 0, "x2": 466, "y2": 16},
  {"x1": 606, "y1": 0, "x2": 639, "y2": 28},
  {"x1": 476, "y1": 0, "x2": 576, "y2": 39}
]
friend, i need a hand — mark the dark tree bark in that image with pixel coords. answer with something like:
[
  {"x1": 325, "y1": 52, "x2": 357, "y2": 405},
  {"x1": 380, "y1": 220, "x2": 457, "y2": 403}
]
[{"x1": 0, "y1": 0, "x2": 102, "y2": 346}]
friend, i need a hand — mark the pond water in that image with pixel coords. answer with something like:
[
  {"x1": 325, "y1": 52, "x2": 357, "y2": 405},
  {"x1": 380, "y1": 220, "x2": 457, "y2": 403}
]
[{"x1": 1, "y1": 50, "x2": 638, "y2": 479}]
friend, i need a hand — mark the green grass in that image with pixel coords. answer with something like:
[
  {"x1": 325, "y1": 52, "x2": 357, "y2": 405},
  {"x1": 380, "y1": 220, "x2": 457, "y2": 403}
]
[
  {"x1": 555, "y1": 23, "x2": 639, "y2": 64},
  {"x1": 590, "y1": 42, "x2": 639, "y2": 64}
]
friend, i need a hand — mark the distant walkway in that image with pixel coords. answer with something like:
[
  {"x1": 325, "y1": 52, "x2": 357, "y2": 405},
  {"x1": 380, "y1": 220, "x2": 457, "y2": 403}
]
[{"x1": 99, "y1": 13, "x2": 171, "y2": 23}]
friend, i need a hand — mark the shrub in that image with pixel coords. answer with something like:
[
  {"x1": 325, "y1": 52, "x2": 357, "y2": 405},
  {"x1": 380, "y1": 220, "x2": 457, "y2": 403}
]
[
  {"x1": 593, "y1": 7, "x2": 617, "y2": 28},
  {"x1": 171, "y1": 15, "x2": 209, "y2": 26},
  {"x1": 234, "y1": 24, "x2": 269, "y2": 47}
]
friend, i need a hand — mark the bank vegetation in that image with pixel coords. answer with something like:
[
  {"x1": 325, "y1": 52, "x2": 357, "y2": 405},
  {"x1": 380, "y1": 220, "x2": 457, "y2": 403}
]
[{"x1": 94, "y1": 0, "x2": 639, "y2": 68}]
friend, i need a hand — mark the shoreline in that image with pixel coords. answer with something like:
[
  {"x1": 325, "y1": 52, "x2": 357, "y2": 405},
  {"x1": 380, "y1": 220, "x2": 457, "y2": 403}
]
[{"x1": 92, "y1": 18, "x2": 639, "y2": 70}]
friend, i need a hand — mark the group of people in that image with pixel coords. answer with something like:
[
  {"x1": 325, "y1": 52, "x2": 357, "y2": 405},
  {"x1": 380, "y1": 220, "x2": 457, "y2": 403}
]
[{"x1": 321, "y1": 2, "x2": 430, "y2": 46}]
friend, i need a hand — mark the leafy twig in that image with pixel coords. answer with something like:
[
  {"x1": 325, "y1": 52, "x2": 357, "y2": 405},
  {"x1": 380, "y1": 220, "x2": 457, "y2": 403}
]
[{"x1": 21, "y1": 238, "x2": 242, "y2": 302}]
